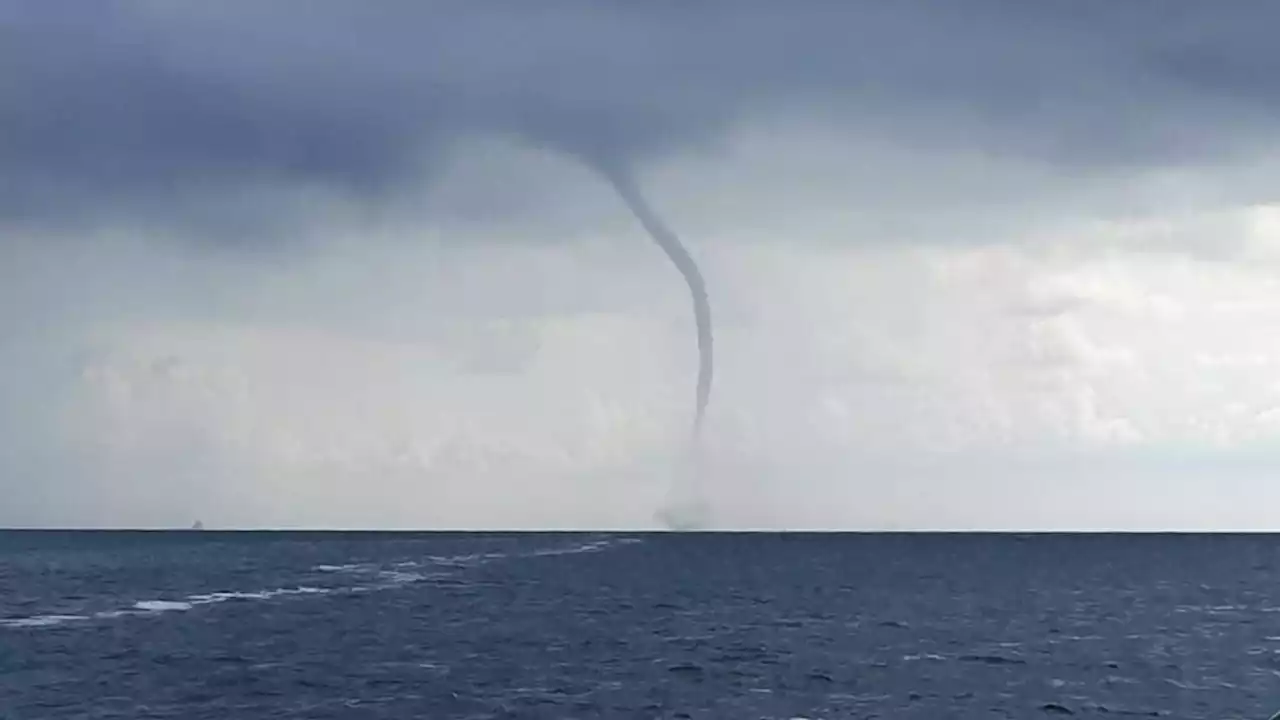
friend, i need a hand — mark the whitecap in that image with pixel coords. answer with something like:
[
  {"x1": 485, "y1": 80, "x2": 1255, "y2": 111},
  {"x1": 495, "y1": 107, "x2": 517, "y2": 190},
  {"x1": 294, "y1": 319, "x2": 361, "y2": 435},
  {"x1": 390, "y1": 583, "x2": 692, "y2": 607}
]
[
  {"x1": 529, "y1": 540, "x2": 613, "y2": 557},
  {"x1": 188, "y1": 591, "x2": 272, "y2": 604},
  {"x1": 94, "y1": 609, "x2": 143, "y2": 619},
  {"x1": 428, "y1": 553, "x2": 486, "y2": 566},
  {"x1": 314, "y1": 563, "x2": 374, "y2": 574},
  {"x1": 0, "y1": 614, "x2": 89, "y2": 628},
  {"x1": 133, "y1": 600, "x2": 194, "y2": 612},
  {"x1": 378, "y1": 570, "x2": 426, "y2": 584},
  {"x1": 187, "y1": 586, "x2": 329, "y2": 605}
]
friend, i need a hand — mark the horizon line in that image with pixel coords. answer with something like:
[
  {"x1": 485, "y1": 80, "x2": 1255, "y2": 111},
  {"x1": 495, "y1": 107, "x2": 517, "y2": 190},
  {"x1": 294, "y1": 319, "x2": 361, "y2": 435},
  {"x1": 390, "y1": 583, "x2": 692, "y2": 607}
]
[{"x1": 3, "y1": 527, "x2": 1280, "y2": 534}]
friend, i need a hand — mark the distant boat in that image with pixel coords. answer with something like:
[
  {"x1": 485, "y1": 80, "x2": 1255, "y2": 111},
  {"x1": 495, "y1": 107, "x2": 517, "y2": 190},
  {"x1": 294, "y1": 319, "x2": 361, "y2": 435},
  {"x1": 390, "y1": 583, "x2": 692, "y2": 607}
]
[{"x1": 190, "y1": 520, "x2": 205, "y2": 531}]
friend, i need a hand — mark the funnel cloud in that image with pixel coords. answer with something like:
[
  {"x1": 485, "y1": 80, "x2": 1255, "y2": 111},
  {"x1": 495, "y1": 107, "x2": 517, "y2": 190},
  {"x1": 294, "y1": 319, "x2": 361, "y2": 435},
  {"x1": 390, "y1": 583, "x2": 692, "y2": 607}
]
[
  {"x1": 575, "y1": 153, "x2": 713, "y2": 527},
  {"x1": 596, "y1": 162, "x2": 715, "y2": 528},
  {"x1": 594, "y1": 160, "x2": 714, "y2": 439}
]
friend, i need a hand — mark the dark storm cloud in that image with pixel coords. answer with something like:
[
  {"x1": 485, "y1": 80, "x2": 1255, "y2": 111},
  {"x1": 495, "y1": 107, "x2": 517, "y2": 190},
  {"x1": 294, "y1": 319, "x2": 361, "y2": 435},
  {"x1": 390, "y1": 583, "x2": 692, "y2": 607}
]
[{"x1": 3, "y1": 1, "x2": 1279, "y2": 236}]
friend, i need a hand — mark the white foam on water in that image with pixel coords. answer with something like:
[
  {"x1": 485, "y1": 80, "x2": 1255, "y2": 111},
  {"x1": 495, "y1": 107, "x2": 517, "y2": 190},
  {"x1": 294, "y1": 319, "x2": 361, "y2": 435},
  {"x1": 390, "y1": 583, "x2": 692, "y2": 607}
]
[
  {"x1": 3, "y1": 536, "x2": 644, "y2": 632},
  {"x1": 189, "y1": 591, "x2": 273, "y2": 603},
  {"x1": 94, "y1": 609, "x2": 144, "y2": 619},
  {"x1": 377, "y1": 570, "x2": 428, "y2": 583},
  {"x1": 426, "y1": 552, "x2": 493, "y2": 567},
  {"x1": 312, "y1": 551, "x2": 505, "y2": 576},
  {"x1": 902, "y1": 653, "x2": 948, "y2": 662},
  {"x1": 313, "y1": 563, "x2": 373, "y2": 574},
  {"x1": 0, "y1": 614, "x2": 90, "y2": 628},
  {"x1": 133, "y1": 600, "x2": 194, "y2": 612},
  {"x1": 526, "y1": 539, "x2": 615, "y2": 557},
  {"x1": 187, "y1": 587, "x2": 330, "y2": 605},
  {"x1": 3, "y1": 586, "x2": 335, "y2": 630},
  {"x1": 327, "y1": 538, "x2": 639, "y2": 592}
]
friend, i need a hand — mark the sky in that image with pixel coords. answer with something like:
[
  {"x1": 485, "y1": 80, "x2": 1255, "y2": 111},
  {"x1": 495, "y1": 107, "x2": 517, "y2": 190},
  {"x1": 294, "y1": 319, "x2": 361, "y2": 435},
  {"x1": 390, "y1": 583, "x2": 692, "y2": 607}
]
[{"x1": 4, "y1": 2, "x2": 1280, "y2": 529}]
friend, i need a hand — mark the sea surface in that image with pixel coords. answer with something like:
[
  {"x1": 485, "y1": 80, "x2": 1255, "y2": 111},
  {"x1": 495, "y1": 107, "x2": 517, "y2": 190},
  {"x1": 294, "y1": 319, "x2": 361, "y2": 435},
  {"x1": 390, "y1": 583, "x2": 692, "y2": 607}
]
[{"x1": 2, "y1": 532, "x2": 1279, "y2": 719}]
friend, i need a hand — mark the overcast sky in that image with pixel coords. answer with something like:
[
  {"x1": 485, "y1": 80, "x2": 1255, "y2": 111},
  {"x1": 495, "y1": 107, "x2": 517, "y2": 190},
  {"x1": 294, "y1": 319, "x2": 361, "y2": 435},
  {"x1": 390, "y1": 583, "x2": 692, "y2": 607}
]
[{"x1": 4, "y1": 1, "x2": 1280, "y2": 529}]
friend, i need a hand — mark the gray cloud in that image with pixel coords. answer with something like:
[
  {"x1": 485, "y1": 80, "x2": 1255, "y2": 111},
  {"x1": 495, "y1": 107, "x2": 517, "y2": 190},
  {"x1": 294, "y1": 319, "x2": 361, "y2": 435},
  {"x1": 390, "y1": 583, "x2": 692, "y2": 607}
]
[
  {"x1": 4, "y1": 1, "x2": 1279, "y2": 240},
  {"x1": 9, "y1": 2, "x2": 1280, "y2": 530}
]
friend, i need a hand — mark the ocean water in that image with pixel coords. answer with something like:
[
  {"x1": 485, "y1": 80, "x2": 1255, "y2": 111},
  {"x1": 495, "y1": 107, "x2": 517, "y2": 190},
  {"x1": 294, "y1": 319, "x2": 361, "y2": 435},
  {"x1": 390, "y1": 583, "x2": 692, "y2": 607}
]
[{"x1": 2, "y1": 532, "x2": 1278, "y2": 719}]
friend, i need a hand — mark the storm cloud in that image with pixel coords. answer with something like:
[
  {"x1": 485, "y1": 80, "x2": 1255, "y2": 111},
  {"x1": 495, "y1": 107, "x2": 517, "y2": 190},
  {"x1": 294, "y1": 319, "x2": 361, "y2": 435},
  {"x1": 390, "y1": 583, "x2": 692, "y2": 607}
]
[
  {"x1": 6, "y1": 2, "x2": 1280, "y2": 529},
  {"x1": 5, "y1": 1, "x2": 1280, "y2": 239}
]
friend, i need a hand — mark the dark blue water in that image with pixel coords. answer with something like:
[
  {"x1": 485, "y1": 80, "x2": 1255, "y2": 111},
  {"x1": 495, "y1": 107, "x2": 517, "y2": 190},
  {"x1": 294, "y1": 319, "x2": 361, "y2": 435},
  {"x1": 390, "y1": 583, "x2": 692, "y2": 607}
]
[{"x1": 2, "y1": 532, "x2": 1278, "y2": 719}]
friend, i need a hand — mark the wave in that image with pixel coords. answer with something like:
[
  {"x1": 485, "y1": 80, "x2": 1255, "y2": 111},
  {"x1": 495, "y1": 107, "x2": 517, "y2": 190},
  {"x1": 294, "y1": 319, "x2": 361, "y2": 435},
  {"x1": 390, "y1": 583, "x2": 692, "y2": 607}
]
[
  {"x1": 528, "y1": 539, "x2": 616, "y2": 556},
  {"x1": 133, "y1": 599, "x2": 196, "y2": 612},
  {"x1": 1, "y1": 535, "x2": 642, "y2": 631},
  {"x1": 0, "y1": 614, "x2": 90, "y2": 628}
]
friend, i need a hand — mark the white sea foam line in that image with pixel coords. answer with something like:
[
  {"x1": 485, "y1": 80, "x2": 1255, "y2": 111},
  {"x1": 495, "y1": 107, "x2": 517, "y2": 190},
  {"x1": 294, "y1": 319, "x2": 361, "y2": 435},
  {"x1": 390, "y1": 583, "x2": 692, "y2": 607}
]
[
  {"x1": 523, "y1": 537, "x2": 633, "y2": 557},
  {"x1": 0, "y1": 614, "x2": 89, "y2": 628},
  {"x1": 528, "y1": 542, "x2": 610, "y2": 557},
  {"x1": 133, "y1": 599, "x2": 194, "y2": 612},
  {"x1": 186, "y1": 587, "x2": 330, "y2": 605},
  {"x1": 902, "y1": 653, "x2": 948, "y2": 662},
  {"x1": 94, "y1": 609, "x2": 143, "y2": 619},
  {"x1": 310, "y1": 537, "x2": 637, "y2": 592},
  {"x1": 3, "y1": 537, "x2": 643, "y2": 631},
  {"x1": 314, "y1": 563, "x2": 373, "y2": 573},
  {"x1": 376, "y1": 569, "x2": 443, "y2": 583},
  {"x1": 424, "y1": 552, "x2": 494, "y2": 567},
  {"x1": 2, "y1": 585, "x2": 335, "y2": 630},
  {"x1": 312, "y1": 551, "x2": 499, "y2": 575},
  {"x1": 123, "y1": 587, "x2": 333, "y2": 616},
  {"x1": 312, "y1": 536, "x2": 638, "y2": 575}
]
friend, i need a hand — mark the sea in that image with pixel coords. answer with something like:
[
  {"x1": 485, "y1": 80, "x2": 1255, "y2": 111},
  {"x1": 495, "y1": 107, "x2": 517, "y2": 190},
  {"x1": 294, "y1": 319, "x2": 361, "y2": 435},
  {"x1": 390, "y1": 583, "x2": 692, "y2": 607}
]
[{"x1": 2, "y1": 531, "x2": 1278, "y2": 719}]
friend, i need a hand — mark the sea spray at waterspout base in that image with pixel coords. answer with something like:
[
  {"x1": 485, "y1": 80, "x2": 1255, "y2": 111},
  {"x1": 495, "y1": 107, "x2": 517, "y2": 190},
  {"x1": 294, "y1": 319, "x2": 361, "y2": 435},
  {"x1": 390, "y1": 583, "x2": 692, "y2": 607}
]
[{"x1": 654, "y1": 441, "x2": 713, "y2": 530}]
